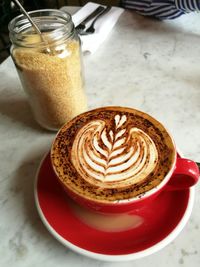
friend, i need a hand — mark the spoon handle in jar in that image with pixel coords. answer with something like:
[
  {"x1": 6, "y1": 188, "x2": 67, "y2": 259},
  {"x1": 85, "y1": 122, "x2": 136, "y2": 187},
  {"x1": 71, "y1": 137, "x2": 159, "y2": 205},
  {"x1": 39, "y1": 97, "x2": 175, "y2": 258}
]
[{"x1": 12, "y1": 0, "x2": 42, "y2": 36}]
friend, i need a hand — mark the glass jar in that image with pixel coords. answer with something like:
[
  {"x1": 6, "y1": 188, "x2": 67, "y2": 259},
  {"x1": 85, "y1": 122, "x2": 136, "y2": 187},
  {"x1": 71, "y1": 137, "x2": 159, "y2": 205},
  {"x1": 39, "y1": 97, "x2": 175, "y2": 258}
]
[{"x1": 9, "y1": 9, "x2": 87, "y2": 131}]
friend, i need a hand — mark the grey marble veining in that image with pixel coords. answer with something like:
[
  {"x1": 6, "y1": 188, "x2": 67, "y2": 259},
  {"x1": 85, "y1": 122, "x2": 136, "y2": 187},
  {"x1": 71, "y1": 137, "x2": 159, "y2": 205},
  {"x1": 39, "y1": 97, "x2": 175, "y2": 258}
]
[{"x1": 0, "y1": 7, "x2": 200, "y2": 267}]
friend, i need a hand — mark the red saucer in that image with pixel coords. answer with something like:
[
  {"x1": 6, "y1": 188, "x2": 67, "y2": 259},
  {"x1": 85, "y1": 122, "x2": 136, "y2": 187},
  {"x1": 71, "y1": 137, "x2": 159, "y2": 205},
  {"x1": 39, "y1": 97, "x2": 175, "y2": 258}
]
[{"x1": 35, "y1": 153, "x2": 194, "y2": 261}]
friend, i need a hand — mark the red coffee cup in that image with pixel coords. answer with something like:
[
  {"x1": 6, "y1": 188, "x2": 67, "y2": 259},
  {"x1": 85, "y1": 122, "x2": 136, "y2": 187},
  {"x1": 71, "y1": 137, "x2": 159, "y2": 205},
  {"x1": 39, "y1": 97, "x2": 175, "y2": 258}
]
[
  {"x1": 51, "y1": 107, "x2": 199, "y2": 214},
  {"x1": 57, "y1": 153, "x2": 199, "y2": 214}
]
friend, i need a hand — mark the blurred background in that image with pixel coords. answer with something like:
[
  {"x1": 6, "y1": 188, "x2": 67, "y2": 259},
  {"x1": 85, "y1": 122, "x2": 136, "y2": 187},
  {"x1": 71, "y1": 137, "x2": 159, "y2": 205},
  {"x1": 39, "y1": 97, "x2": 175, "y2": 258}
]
[{"x1": 0, "y1": 0, "x2": 120, "y2": 63}]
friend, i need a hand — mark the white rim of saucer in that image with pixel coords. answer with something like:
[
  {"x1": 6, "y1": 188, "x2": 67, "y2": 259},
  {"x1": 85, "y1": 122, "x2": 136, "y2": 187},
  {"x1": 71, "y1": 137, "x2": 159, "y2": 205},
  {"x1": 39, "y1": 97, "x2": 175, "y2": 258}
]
[{"x1": 34, "y1": 152, "x2": 195, "y2": 262}]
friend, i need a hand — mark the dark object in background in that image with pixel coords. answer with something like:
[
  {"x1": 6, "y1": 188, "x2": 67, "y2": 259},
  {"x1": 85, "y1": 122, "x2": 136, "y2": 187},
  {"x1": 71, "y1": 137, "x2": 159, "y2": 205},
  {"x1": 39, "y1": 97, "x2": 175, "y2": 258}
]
[
  {"x1": 120, "y1": 0, "x2": 200, "y2": 20},
  {"x1": 0, "y1": 0, "x2": 61, "y2": 63}
]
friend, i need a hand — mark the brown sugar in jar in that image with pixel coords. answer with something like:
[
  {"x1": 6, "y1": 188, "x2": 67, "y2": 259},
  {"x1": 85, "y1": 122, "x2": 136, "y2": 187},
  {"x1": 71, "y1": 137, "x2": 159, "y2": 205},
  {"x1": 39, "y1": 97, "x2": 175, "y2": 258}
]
[{"x1": 9, "y1": 9, "x2": 87, "y2": 131}]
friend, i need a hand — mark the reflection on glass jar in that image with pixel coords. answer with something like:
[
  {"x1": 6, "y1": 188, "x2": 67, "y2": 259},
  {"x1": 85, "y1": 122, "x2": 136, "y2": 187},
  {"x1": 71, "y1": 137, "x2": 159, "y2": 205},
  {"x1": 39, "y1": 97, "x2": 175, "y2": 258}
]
[{"x1": 9, "y1": 9, "x2": 87, "y2": 131}]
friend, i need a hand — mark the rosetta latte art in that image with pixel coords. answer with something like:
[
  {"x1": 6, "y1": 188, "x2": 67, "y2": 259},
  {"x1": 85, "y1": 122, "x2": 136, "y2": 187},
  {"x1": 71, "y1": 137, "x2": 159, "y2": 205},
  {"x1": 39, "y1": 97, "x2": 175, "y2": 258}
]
[{"x1": 71, "y1": 115, "x2": 158, "y2": 188}]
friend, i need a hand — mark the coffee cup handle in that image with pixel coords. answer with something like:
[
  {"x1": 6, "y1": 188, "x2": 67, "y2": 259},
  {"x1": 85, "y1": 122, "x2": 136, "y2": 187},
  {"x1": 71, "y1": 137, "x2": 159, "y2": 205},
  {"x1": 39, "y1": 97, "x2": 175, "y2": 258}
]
[{"x1": 165, "y1": 158, "x2": 199, "y2": 191}]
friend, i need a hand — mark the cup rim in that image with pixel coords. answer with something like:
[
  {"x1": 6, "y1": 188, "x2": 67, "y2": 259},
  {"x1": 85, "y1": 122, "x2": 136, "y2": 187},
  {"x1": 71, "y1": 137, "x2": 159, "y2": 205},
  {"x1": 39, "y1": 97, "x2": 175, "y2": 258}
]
[{"x1": 50, "y1": 106, "x2": 177, "y2": 205}]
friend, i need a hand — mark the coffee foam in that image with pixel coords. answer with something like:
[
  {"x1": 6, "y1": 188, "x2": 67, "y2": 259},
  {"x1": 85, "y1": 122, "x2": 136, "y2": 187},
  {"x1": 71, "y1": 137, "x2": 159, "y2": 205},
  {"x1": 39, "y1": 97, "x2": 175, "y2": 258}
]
[
  {"x1": 71, "y1": 115, "x2": 158, "y2": 188},
  {"x1": 51, "y1": 107, "x2": 176, "y2": 202}
]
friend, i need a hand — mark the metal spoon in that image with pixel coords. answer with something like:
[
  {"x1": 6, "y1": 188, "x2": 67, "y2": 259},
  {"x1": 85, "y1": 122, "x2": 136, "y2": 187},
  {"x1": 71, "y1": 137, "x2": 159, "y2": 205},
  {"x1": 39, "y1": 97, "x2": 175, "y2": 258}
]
[
  {"x1": 12, "y1": 0, "x2": 50, "y2": 51},
  {"x1": 81, "y1": 6, "x2": 112, "y2": 35},
  {"x1": 86, "y1": 6, "x2": 112, "y2": 34},
  {"x1": 75, "y1": 6, "x2": 105, "y2": 33}
]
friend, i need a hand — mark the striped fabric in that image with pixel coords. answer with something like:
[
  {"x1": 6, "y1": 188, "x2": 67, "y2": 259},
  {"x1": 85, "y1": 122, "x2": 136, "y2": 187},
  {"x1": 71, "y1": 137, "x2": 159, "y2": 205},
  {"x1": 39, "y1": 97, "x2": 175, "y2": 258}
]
[{"x1": 121, "y1": 0, "x2": 200, "y2": 19}]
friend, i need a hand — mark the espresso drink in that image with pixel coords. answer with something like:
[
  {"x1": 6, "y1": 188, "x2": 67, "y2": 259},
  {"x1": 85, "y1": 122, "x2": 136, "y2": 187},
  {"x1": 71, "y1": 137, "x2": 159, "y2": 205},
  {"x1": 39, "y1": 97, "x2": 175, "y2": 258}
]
[{"x1": 51, "y1": 107, "x2": 176, "y2": 202}]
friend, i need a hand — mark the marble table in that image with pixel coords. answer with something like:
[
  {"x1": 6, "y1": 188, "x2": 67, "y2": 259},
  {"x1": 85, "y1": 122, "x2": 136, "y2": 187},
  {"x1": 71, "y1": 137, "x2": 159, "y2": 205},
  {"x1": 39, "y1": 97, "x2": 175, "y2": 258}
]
[{"x1": 0, "y1": 6, "x2": 200, "y2": 267}]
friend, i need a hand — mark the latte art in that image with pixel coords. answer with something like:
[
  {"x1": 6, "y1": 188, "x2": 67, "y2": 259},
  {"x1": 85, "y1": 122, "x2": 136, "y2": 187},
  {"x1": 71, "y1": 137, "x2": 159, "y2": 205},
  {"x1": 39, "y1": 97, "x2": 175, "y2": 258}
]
[
  {"x1": 51, "y1": 107, "x2": 175, "y2": 202},
  {"x1": 71, "y1": 115, "x2": 158, "y2": 188}
]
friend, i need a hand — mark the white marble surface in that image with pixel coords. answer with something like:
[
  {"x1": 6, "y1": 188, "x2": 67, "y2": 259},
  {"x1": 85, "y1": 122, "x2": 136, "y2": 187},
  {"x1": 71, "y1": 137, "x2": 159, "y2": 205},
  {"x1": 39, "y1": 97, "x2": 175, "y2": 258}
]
[{"x1": 0, "y1": 6, "x2": 200, "y2": 267}]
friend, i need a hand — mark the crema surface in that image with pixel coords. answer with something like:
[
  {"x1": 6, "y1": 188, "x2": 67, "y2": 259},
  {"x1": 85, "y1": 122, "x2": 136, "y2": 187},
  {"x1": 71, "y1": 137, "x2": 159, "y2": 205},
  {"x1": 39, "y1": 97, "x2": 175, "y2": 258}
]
[{"x1": 51, "y1": 107, "x2": 176, "y2": 202}]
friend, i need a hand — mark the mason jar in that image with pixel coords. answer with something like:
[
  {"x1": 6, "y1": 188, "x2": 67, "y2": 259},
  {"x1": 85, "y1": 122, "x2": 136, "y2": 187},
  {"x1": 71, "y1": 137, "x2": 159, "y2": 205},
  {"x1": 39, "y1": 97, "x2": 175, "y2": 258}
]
[{"x1": 9, "y1": 9, "x2": 87, "y2": 131}]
